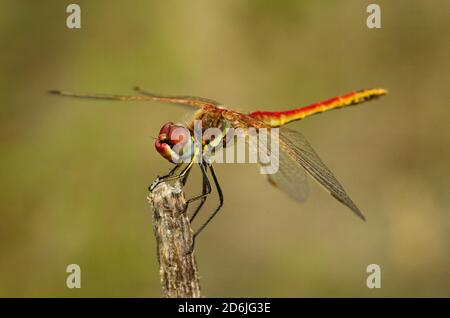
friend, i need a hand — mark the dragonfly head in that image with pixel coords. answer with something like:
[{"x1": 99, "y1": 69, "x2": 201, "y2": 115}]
[{"x1": 155, "y1": 122, "x2": 195, "y2": 164}]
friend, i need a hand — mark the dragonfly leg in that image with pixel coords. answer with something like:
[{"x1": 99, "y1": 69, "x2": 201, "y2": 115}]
[
  {"x1": 170, "y1": 163, "x2": 211, "y2": 213},
  {"x1": 149, "y1": 158, "x2": 194, "y2": 192},
  {"x1": 188, "y1": 164, "x2": 211, "y2": 223},
  {"x1": 185, "y1": 164, "x2": 223, "y2": 255},
  {"x1": 194, "y1": 164, "x2": 223, "y2": 235},
  {"x1": 181, "y1": 163, "x2": 194, "y2": 186},
  {"x1": 148, "y1": 163, "x2": 182, "y2": 191},
  {"x1": 162, "y1": 163, "x2": 182, "y2": 178}
]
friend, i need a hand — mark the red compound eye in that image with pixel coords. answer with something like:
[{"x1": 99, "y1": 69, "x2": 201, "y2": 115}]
[
  {"x1": 155, "y1": 122, "x2": 192, "y2": 163},
  {"x1": 158, "y1": 122, "x2": 173, "y2": 136}
]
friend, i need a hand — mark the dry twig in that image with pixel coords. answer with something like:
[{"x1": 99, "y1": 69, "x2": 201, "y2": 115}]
[{"x1": 148, "y1": 181, "x2": 201, "y2": 298}]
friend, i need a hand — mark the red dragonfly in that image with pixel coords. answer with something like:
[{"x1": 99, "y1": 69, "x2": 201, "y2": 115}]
[{"x1": 51, "y1": 87, "x2": 387, "y2": 243}]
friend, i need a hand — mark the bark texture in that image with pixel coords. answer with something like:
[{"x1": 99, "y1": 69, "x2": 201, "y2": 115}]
[{"x1": 148, "y1": 181, "x2": 201, "y2": 298}]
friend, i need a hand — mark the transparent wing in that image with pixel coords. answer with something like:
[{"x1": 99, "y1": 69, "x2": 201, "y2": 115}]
[
  {"x1": 265, "y1": 133, "x2": 309, "y2": 202},
  {"x1": 246, "y1": 126, "x2": 309, "y2": 202},
  {"x1": 266, "y1": 155, "x2": 310, "y2": 202},
  {"x1": 49, "y1": 87, "x2": 222, "y2": 109},
  {"x1": 221, "y1": 111, "x2": 364, "y2": 218},
  {"x1": 278, "y1": 128, "x2": 365, "y2": 220},
  {"x1": 228, "y1": 113, "x2": 309, "y2": 202},
  {"x1": 133, "y1": 86, "x2": 223, "y2": 107}
]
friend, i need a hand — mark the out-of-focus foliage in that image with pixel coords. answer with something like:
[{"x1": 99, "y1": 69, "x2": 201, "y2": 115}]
[{"x1": 1, "y1": 0, "x2": 449, "y2": 297}]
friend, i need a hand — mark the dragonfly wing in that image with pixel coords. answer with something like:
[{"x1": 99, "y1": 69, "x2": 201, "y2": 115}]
[
  {"x1": 278, "y1": 128, "x2": 365, "y2": 220},
  {"x1": 229, "y1": 114, "x2": 310, "y2": 202},
  {"x1": 247, "y1": 126, "x2": 309, "y2": 202},
  {"x1": 265, "y1": 139, "x2": 309, "y2": 202},
  {"x1": 134, "y1": 86, "x2": 223, "y2": 108},
  {"x1": 50, "y1": 87, "x2": 222, "y2": 109}
]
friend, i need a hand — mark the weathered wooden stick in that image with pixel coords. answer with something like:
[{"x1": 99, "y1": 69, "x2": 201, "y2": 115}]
[{"x1": 148, "y1": 181, "x2": 201, "y2": 298}]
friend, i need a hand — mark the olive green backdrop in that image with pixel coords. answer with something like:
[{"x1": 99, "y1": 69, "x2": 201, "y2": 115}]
[{"x1": 1, "y1": 1, "x2": 449, "y2": 297}]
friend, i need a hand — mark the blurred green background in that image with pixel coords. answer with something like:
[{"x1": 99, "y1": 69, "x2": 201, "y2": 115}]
[{"x1": 1, "y1": 0, "x2": 449, "y2": 297}]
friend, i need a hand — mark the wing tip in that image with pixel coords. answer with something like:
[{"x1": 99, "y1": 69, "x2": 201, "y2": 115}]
[
  {"x1": 331, "y1": 193, "x2": 367, "y2": 222},
  {"x1": 348, "y1": 203, "x2": 366, "y2": 222},
  {"x1": 355, "y1": 209, "x2": 367, "y2": 222}
]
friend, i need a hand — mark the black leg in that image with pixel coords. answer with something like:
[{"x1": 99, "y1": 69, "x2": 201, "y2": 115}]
[
  {"x1": 188, "y1": 164, "x2": 210, "y2": 223},
  {"x1": 181, "y1": 164, "x2": 193, "y2": 186},
  {"x1": 167, "y1": 164, "x2": 181, "y2": 177},
  {"x1": 193, "y1": 164, "x2": 223, "y2": 238},
  {"x1": 149, "y1": 159, "x2": 194, "y2": 192},
  {"x1": 184, "y1": 164, "x2": 223, "y2": 255},
  {"x1": 148, "y1": 163, "x2": 181, "y2": 191}
]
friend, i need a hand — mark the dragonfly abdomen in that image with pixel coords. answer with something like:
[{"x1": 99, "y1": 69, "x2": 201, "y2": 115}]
[{"x1": 248, "y1": 88, "x2": 387, "y2": 127}]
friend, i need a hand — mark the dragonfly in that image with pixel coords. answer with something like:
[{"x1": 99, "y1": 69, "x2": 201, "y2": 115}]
[{"x1": 50, "y1": 86, "x2": 387, "y2": 247}]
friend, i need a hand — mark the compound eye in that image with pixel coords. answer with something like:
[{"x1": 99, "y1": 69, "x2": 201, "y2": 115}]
[
  {"x1": 155, "y1": 123, "x2": 193, "y2": 164},
  {"x1": 158, "y1": 122, "x2": 174, "y2": 136},
  {"x1": 167, "y1": 125, "x2": 191, "y2": 146}
]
